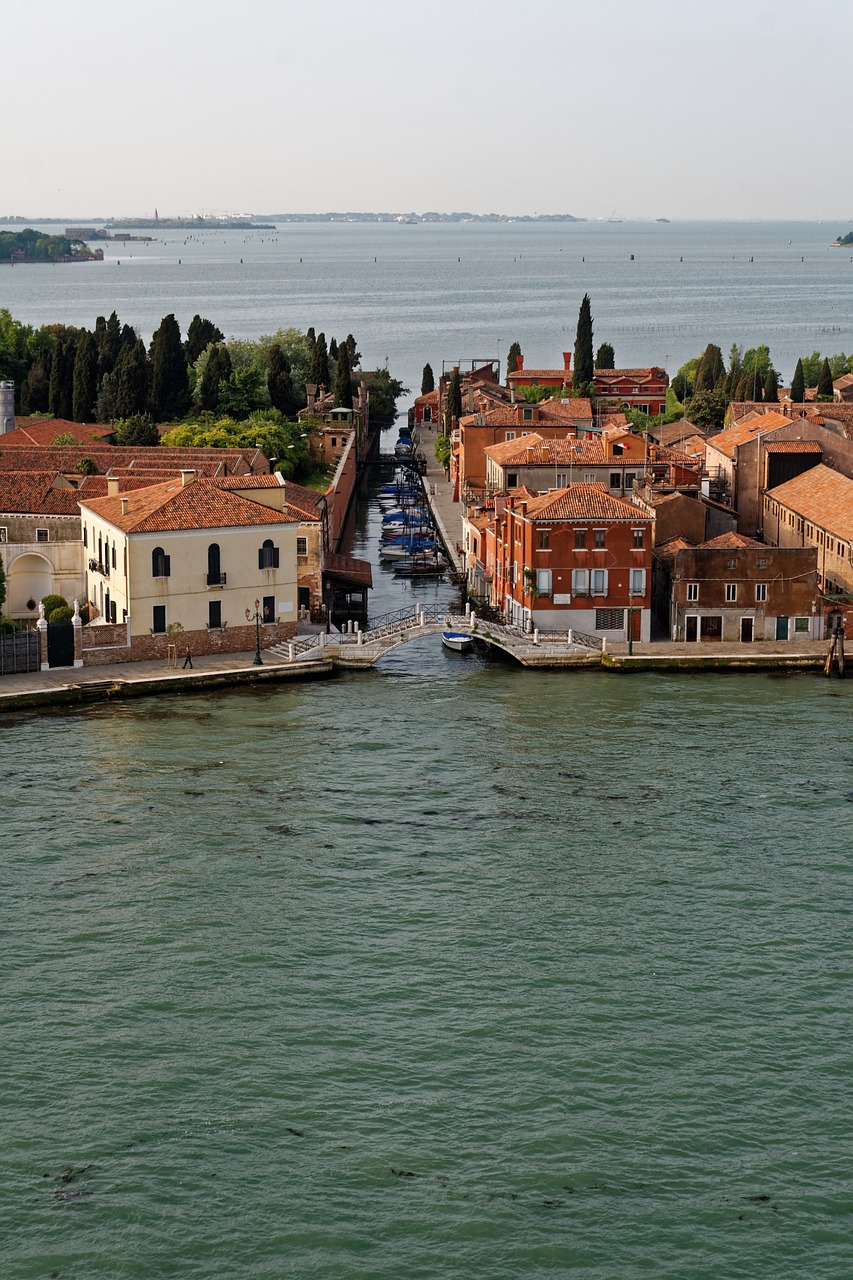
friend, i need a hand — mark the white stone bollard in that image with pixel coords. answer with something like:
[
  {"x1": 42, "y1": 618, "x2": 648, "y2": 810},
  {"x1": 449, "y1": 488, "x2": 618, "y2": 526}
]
[
  {"x1": 357, "y1": 629, "x2": 363, "y2": 646},
  {"x1": 288, "y1": 643, "x2": 294, "y2": 661},
  {"x1": 567, "y1": 628, "x2": 573, "y2": 645},
  {"x1": 602, "y1": 637, "x2": 607, "y2": 653},
  {"x1": 533, "y1": 628, "x2": 539, "y2": 645}
]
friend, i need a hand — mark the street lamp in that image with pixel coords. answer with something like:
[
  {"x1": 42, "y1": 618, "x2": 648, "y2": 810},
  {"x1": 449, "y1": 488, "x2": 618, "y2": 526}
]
[{"x1": 245, "y1": 598, "x2": 263, "y2": 665}]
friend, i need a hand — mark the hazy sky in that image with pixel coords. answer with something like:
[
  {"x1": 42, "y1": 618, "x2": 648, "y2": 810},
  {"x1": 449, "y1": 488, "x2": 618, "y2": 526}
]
[{"x1": 7, "y1": 0, "x2": 853, "y2": 221}]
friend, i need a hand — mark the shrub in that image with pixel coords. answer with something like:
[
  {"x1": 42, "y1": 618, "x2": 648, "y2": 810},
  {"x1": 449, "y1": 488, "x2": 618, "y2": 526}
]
[
  {"x1": 48, "y1": 605, "x2": 74, "y2": 624},
  {"x1": 41, "y1": 594, "x2": 68, "y2": 616}
]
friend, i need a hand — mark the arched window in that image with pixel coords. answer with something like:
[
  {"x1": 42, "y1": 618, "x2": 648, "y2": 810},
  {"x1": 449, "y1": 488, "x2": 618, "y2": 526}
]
[
  {"x1": 258, "y1": 539, "x2": 279, "y2": 569},
  {"x1": 207, "y1": 543, "x2": 222, "y2": 585},
  {"x1": 152, "y1": 546, "x2": 170, "y2": 578}
]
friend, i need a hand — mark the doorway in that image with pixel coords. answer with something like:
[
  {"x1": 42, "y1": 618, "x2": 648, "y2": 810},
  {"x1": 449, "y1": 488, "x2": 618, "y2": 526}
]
[
  {"x1": 685, "y1": 615, "x2": 698, "y2": 642},
  {"x1": 775, "y1": 615, "x2": 789, "y2": 640},
  {"x1": 740, "y1": 617, "x2": 754, "y2": 643}
]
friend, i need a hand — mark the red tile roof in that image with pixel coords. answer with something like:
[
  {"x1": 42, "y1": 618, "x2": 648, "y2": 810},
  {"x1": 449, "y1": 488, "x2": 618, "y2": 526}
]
[
  {"x1": 0, "y1": 419, "x2": 114, "y2": 448},
  {"x1": 698, "y1": 532, "x2": 761, "y2": 550},
  {"x1": 80, "y1": 477, "x2": 297, "y2": 533},
  {"x1": 519, "y1": 483, "x2": 654, "y2": 522},
  {"x1": 767, "y1": 464, "x2": 853, "y2": 541},
  {"x1": 704, "y1": 411, "x2": 791, "y2": 459},
  {"x1": 0, "y1": 446, "x2": 260, "y2": 475},
  {"x1": 485, "y1": 433, "x2": 639, "y2": 467},
  {"x1": 763, "y1": 440, "x2": 822, "y2": 454}
]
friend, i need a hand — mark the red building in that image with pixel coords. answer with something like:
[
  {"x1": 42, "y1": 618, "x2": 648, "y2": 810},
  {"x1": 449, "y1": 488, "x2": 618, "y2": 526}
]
[{"x1": 507, "y1": 352, "x2": 669, "y2": 417}]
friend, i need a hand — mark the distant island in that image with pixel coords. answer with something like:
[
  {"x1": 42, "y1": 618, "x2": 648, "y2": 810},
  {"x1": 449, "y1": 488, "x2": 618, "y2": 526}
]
[
  {"x1": 2, "y1": 210, "x2": 585, "y2": 227},
  {"x1": 0, "y1": 228, "x2": 102, "y2": 263},
  {"x1": 259, "y1": 211, "x2": 585, "y2": 224},
  {"x1": 832, "y1": 231, "x2": 853, "y2": 246}
]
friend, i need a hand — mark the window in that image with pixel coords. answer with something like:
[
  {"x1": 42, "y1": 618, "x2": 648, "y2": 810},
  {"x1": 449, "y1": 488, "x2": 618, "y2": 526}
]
[
  {"x1": 208, "y1": 600, "x2": 222, "y2": 629},
  {"x1": 512, "y1": 561, "x2": 518, "y2": 584},
  {"x1": 152, "y1": 605, "x2": 166, "y2": 634},
  {"x1": 82, "y1": 525, "x2": 87, "y2": 547},
  {"x1": 594, "y1": 529, "x2": 606, "y2": 549},
  {"x1": 207, "y1": 542, "x2": 222, "y2": 585},
  {"x1": 755, "y1": 583, "x2": 767, "y2": 602},
  {"x1": 596, "y1": 608, "x2": 624, "y2": 630},
  {"x1": 591, "y1": 568, "x2": 608, "y2": 595},
  {"x1": 556, "y1": 472, "x2": 568, "y2": 487},
  {"x1": 574, "y1": 529, "x2": 587, "y2": 550},
  {"x1": 259, "y1": 539, "x2": 279, "y2": 569},
  {"x1": 296, "y1": 536, "x2": 308, "y2": 556},
  {"x1": 36, "y1": 528, "x2": 49, "y2": 542},
  {"x1": 507, "y1": 473, "x2": 518, "y2": 488},
  {"x1": 152, "y1": 546, "x2": 170, "y2": 578},
  {"x1": 538, "y1": 528, "x2": 550, "y2": 550},
  {"x1": 625, "y1": 473, "x2": 636, "y2": 486},
  {"x1": 757, "y1": 558, "x2": 767, "y2": 568},
  {"x1": 725, "y1": 583, "x2": 738, "y2": 602},
  {"x1": 536, "y1": 568, "x2": 552, "y2": 595},
  {"x1": 687, "y1": 582, "x2": 699, "y2": 601},
  {"x1": 572, "y1": 568, "x2": 589, "y2": 595},
  {"x1": 609, "y1": 472, "x2": 622, "y2": 488},
  {"x1": 630, "y1": 568, "x2": 646, "y2": 595},
  {"x1": 505, "y1": 431, "x2": 516, "y2": 441},
  {"x1": 110, "y1": 599, "x2": 117, "y2": 624},
  {"x1": 123, "y1": 547, "x2": 127, "y2": 578},
  {"x1": 795, "y1": 617, "x2": 810, "y2": 633},
  {"x1": 262, "y1": 595, "x2": 276, "y2": 623},
  {"x1": 111, "y1": 544, "x2": 116, "y2": 569},
  {"x1": 423, "y1": 407, "x2": 431, "y2": 423},
  {"x1": 523, "y1": 407, "x2": 533, "y2": 421},
  {"x1": 632, "y1": 529, "x2": 645, "y2": 549}
]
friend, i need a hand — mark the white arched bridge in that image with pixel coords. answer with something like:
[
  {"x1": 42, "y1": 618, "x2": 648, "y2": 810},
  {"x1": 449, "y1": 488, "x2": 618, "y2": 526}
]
[{"x1": 266, "y1": 607, "x2": 603, "y2": 669}]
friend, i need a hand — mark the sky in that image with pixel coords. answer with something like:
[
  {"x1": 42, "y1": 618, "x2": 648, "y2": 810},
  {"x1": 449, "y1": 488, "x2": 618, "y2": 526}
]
[{"x1": 5, "y1": 0, "x2": 853, "y2": 221}]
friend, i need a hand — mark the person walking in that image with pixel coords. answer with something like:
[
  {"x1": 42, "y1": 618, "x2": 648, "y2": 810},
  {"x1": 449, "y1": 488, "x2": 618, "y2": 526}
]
[{"x1": 182, "y1": 645, "x2": 193, "y2": 670}]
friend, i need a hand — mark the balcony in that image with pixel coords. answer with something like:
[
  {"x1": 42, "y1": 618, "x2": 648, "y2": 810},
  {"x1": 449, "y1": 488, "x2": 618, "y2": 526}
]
[
  {"x1": 206, "y1": 572, "x2": 227, "y2": 588},
  {"x1": 88, "y1": 558, "x2": 109, "y2": 577}
]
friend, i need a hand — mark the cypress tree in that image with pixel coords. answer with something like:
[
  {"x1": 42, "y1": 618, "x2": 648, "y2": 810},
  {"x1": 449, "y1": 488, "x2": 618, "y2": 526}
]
[
  {"x1": 763, "y1": 369, "x2": 779, "y2": 402},
  {"x1": 421, "y1": 363, "x2": 435, "y2": 395},
  {"x1": 507, "y1": 342, "x2": 522, "y2": 380},
  {"x1": 185, "y1": 315, "x2": 224, "y2": 365},
  {"x1": 328, "y1": 336, "x2": 338, "y2": 361},
  {"x1": 20, "y1": 350, "x2": 52, "y2": 416},
  {"x1": 817, "y1": 357, "x2": 834, "y2": 399},
  {"x1": 149, "y1": 314, "x2": 189, "y2": 420},
  {"x1": 332, "y1": 341, "x2": 353, "y2": 409},
  {"x1": 49, "y1": 336, "x2": 75, "y2": 420},
  {"x1": 595, "y1": 342, "x2": 615, "y2": 370},
  {"x1": 309, "y1": 332, "x2": 330, "y2": 390},
  {"x1": 114, "y1": 412, "x2": 159, "y2": 446},
  {"x1": 114, "y1": 340, "x2": 149, "y2": 418},
  {"x1": 735, "y1": 372, "x2": 752, "y2": 403},
  {"x1": 694, "y1": 344, "x2": 725, "y2": 393},
  {"x1": 573, "y1": 294, "x2": 594, "y2": 389},
  {"x1": 447, "y1": 368, "x2": 463, "y2": 426},
  {"x1": 267, "y1": 345, "x2": 295, "y2": 416},
  {"x1": 199, "y1": 344, "x2": 232, "y2": 412},
  {"x1": 96, "y1": 311, "x2": 122, "y2": 379},
  {"x1": 345, "y1": 334, "x2": 360, "y2": 368},
  {"x1": 72, "y1": 331, "x2": 98, "y2": 421},
  {"x1": 791, "y1": 358, "x2": 805, "y2": 403}
]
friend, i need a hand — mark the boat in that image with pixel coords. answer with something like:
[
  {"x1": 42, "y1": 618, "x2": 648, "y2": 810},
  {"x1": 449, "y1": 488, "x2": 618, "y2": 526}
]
[
  {"x1": 441, "y1": 629, "x2": 473, "y2": 651},
  {"x1": 380, "y1": 541, "x2": 436, "y2": 560}
]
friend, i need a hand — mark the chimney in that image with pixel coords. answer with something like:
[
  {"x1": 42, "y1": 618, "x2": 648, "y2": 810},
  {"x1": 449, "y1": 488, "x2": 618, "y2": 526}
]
[
  {"x1": 107, "y1": 476, "x2": 120, "y2": 497},
  {"x1": 563, "y1": 352, "x2": 572, "y2": 371},
  {"x1": 120, "y1": 497, "x2": 129, "y2": 516},
  {"x1": 181, "y1": 469, "x2": 197, "y2": 487},
  {"x1": 516, "y1": 355, "x2": 524, "y2": 372}
]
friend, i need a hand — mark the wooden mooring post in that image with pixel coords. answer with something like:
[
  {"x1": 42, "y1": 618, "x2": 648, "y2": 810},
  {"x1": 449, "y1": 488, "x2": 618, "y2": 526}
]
[{"x1": 824, "y1": 625, "x2": 846, "y2": 678}]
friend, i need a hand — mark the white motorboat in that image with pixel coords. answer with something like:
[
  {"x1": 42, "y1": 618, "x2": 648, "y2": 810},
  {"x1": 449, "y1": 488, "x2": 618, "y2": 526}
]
[{"x1": 441, "y1": 630, "x2": 473, "y2": 652}]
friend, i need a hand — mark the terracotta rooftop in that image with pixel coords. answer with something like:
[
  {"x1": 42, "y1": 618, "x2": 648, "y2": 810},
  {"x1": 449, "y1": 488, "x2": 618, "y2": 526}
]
[
  {"x1": 323, "y1": 550, "x2": 373, "y2": 588},
  {"x1": 698, "y1": 532, "x2": 761, "y2": 550},
  {"x1": 767, "y1": 464, "x2": 853, "y2": 542},
  {"x1": 0, "y1": 419, "x2": 115, "y2": 448},
  {"x1": 654, "y1": 536, "x2": 694, "y2": 569},
  {"x1": 80, "y1": 477, "x2": 297, "y2": 533},
  {"x1": 594, "y1": 367, "x2": 667, "y2": 382},
  {"x1": 518, "y1": 483, "x2": 654, "y2": 522},
  {"x1": 485, "y1": 433, "x2": 639, "y2": 467},
  {"x1": 0, "y1": 470, "x2": 189, "y2": 516},
  {"x1": 763, "y1": 441, "x2": 822, "y2": 454},
  {"x1": 0, "y1": 445, "x2": 261, "y2": 475},
  {"x1": 460, "y1": 400, "x2": 593, "y2": 429},
  {"x1": 704, "y1": 411, "x2": 791, "y2": 459}
]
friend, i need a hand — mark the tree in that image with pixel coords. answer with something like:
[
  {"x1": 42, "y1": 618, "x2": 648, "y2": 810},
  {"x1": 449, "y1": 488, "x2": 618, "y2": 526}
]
[
  {"x1": 20, "y1": 350, "x2": 52, "y2": 416},
  {"x1": 149, "y1": 314, "x2": 189, "y2": 420},
  {"x1": 48, "y1": 335, "x2": 75, "y2": 420},
  {"x1": 309, "y1": 332, "x2": 330, "y2": 390},
  {"x1": 332, "y1": 340, "x2": 353, "y2": 410},
  {"x1": 361, "y1": 369, "x2": 408, "y2": 429},
  {"x1": 595, "y1": 342, "x2": 615, "y2": 370},
  {"x1": 791, "y1": 358, "x2": 805, "y2": 403},
  {"x1": 519, "y1": 384, "x2": 551, "y2": 403},
  {"x1": 506, "y1": 342, "x2": 522, "y2": 381},
  {"x1": 694, "y1": 344, "x2": 725, "y2": 393},
  {"x1": 742, "y1": 345, "x2": 775, "y2": 383},
  {"x1": 447, "y1": 367, "x2": 462, "y2": 426},
  {"x1": 74, "y1": 456, "x2": 99, "y2": 474},
  {"x1": 114, "y1": 413, "x2": 159, "y2": 446},
  {"x1": 683, "y1": 389, "x2": 728, "y2": 432},
  {"x1": 345, "y1": 334, "x2": 360, "y2": 368},
  {"x1": 267, "y1": 345, "x2": 296, "y2": 416},
  {"x1": 763, "y1": 369, "x2": 779, "y2": 402},
  {"x1": 95, "y1": 311, "x2": 122, "y2": 380},
  {"x1": 114, "y1": 340, "x2": 149, "y2": 418},
  {"x1": 421, "y1": 363, "x2": 435, "y2": 394},
  {"x1": 671, "y1": 372, "x2": 690, "y2": 403},
  {"x1": 198, "y1": 343, "x2": 232, "y2": 413},
  {"x1": 573, "y1": 294, "x2": 594, "y2": 389},
  {"x1": 185, "y1": 315, "x2": 224, "y2": 365},
  {"x1": 817, "y1": 358, "x2": 834, "y2": 400},
  {"x1": 72, "y1": 331, "x2": 98, "y2": 422},
  {"x1": 799, "y1": 351, "x2": 822, "y2": 387},
  {"x1": 217, "y1": 367, "x2": 267, "y2": 419},
  {"x1": 328, "y1": 336, "x2": 338, "y2": 362}
]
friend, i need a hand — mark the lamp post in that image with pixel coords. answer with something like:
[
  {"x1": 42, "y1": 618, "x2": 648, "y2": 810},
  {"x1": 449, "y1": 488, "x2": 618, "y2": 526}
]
[{"x1": 246, "y1": 598, "x2": 262, "y2": 665}]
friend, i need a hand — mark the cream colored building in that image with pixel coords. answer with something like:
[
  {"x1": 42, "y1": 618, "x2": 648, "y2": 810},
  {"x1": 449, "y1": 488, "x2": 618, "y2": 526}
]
[{"x1": 79, "y1": 471, "x2": 300, "y2": 659}]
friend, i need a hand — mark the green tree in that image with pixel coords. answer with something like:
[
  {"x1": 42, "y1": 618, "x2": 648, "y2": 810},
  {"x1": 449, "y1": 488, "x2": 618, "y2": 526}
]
[
  {"x1": 434, "y1": 434, "x2": 451, "y2": 468},
  {"x1": 72, "y1": 331, "x2": 98, "y2": 421},
  {"x1": 595, "y1": 342, "x2": 615, "y2": 370},
  {"x1": 114, "y1": 413, "x2": 159, "y2": 446},
  {"x1": 328, "y1": 336, "x2": 338, "y2": 362},
  {"x1": 332, "y1": 341, "x2": 353, "y2": 409},
  {"x1": 217, "y1": 366, "x2": 267, "y2": 419},
  {"x1": 790, "y1": 358, "x2": 805, "y2": 403},
  {"x1": 149, "y1": 314, "x2": 189, "y2": 420},
  {"x1": 198, "y1": 343, "x2": 232, "y2": 413},
  {"x1": 447, "y1": 367, "x2": 463, "y2": 426},
  {"x1": 95, "y1": 311, "x2": 122, "y2": 380},
  {"x1": 742, "y1": 345, "x2": 775, "y2": 383},
  {"x1": 20, "y1": 349, "x2": 52, "y2": 416},
  {"x1": 309, "y1": 332, "x2": 330, "y2": 390},
  {"x1": 345, "y1": 334, "x2": 360, "y2": 368},
  {"x1": 798, "y1": 352, "x2": 822, "y2": 388},
  {"x1": 573, "y1": 294, "x2": 594, "y2": 389},
  {"x1": 421, "y1": 363, "x2": 435, "y2": 394},
  {"x1": 506, "y1": 342, "x2": 522, "y2": 381},
  {"x1": 519, "y1": 384, "x2": 550, "y2": 403},
  {"x1": 114, "y1": 340, "x2": 149, "y2": 418},
  {"x1": 817, "y1": 357, "x2": 834, "y2": 400},
  {"x1": 48, "y1": 605, "x2": 74, "y2": 625},
  {"x1": 41, "y1": 594, "x2": 68, "y2": 616},
  {"x1": 670, "y1": 372, "x2": 691, "y2": 402},
  {"x1": 267, "y1": 344, "x2": 296, "y2": 416},
  {"x1": 48, "y1": 334, "x2": 75, "y2": 419},
  {"x1": 185, "y1": 315, "x2": 224, "y2": 365},
  {"x1": 74, "y1": 456, "x2": 99, "y2": 474},
  {"x1": 694, "y1": 343, "x2": 725, "y2": 393},
  {"x1": 725, "y1": 344, "x2": 743, "y2": 398},
  {"x1": 763, "y1": 368, "x2": 779, "y2": 402},
  {"x1": 362, "y1": 369, "x2": 408, "y2": 429},
  {"x1": 683, "y1": 389, "x2": 728, "y2": 432}
]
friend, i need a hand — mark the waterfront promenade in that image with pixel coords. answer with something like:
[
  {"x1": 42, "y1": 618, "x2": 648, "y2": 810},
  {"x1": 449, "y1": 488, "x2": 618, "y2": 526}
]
[{"x1": 416, "y1": 424, "x2": 465, "y2": 574}]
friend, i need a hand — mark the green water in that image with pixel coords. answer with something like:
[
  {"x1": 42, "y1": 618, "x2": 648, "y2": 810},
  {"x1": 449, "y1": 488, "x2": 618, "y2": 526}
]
[{"x1": 2, "y1": 663, "x2": 852, "y2": 1278}]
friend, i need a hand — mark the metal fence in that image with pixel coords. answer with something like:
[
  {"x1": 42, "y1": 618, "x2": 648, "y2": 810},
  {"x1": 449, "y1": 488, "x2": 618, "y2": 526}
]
[{"x1": 0, "y1": 629, "x2": 41, "y2": 676}]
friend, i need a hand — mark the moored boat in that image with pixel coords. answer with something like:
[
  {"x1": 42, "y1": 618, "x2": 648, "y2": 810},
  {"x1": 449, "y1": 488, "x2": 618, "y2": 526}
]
[{"x1": 441, "y1": 629, "x2": 473, "y2": 651}]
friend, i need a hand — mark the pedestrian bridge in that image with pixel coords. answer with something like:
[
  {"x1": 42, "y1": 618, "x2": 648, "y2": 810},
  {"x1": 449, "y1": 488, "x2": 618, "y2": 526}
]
[{"x1": 266, "y1": 607, "x2": 603, "y2": 669}]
